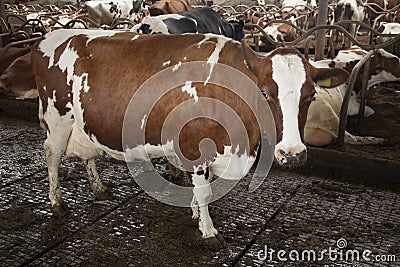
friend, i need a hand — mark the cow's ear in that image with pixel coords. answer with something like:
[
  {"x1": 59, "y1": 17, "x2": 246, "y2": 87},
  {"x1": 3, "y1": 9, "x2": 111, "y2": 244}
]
[
  {"x1": 241, "y1": 40, "x2": 263, "y2": 74},
  {"x1": 312, "y1": 67, "x2": 349, "y2": 88}
]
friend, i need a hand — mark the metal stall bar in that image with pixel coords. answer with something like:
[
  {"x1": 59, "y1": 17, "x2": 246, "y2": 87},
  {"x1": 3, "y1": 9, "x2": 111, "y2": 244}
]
[
  {"x1": 337, "y1": 50, "x2": 375, "y2": 146},
  {"x1": 0, "y1": 36, "x2": 41, "y2": 58},
  {"x1": 357, "y1": 56, "x2": 371, "y2": 128}
]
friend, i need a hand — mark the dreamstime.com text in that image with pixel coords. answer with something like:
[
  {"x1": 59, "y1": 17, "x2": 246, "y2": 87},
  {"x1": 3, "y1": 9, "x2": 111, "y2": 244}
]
[{"x1": 256, "y1": 238, "x2": 397, "y2": 265}]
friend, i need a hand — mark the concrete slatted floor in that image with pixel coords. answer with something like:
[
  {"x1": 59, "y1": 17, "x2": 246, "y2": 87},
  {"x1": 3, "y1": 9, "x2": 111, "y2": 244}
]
[{"x1": 0, "y1": 116, "x2": 399, "y2": 266}]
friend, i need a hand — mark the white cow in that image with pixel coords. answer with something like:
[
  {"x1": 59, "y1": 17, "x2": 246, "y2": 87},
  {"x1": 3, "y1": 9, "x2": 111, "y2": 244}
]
[
  {"x1": 305, "y1": 47, "x2": 400, "y2": 146},
  {"x1": 375, "y1": 22, "x2": 400, "y2": 44},
  {"x1": 281, "y1": 0, "x2": 317, "y2": 12}
]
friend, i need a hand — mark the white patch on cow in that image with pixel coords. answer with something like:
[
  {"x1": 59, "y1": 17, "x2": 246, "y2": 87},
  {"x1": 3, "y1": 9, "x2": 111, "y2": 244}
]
[
  {"x1": 131, "y1": 35, "x2": 140, "y2": 41},
  {"x1": 81, "y1": 73, "x2": 90, "y2": 93},
  {"x1": 193, "y1": 162, "x2": 209, "y2": 174},
  {"x1": 181, "y1": 81, "x2": 198, "y2": 102},
  {"x1": 71, "y1": 73, "x2": 87, "y2": 129},
  {"x1": 369, "y1": 71, "x2": 399, "y2": 87},
  {"x1": 202, "y1": 34, "x2": 229, "y2": 84},
  {"x1": 189, "y1": 18, "x2": 198, "y2": 28},
  {"x1": 163, "y1": 60, "x2": 171, "y2": 66},
  {"x1": 66, "y1": 102, "x2": 73, "y2": 110},
  {"x1": 140, "y1": 114, "x2": 147, "y2": 130},
  {"x1": 57, "y1": 39, "x2": 79, "y2": 85},
  {"x1": 66, "y1": 126, "x2": 103, "y2": 159},
  {"x1": 172, "y1": 62, "x2": 182, "y2": 72},
  {"x1": 39, "y1": 30, "x2": 78, "y2": 68},
  {"x1": 85, "y1": 30, "x2": 120, "y2": 45},
  {"x1": 39, "y1": 29, "x2": 119, "y2": 68},
  {"x1": 43, "y1": 90, "x2": 73, "y2": 148},
  {"x1": 131, "y1": 14, "x2": 185, "y2": 34},
  {"x1": 333, "y1": 46, "x2": 366, "y2": 67},
  {"x1": 198, "y1": 34, "x2": 213, "y2": 47},
  {"x1": 377, "y1": 47, "x2": 400, "y2": 58},
  {"x1": 272, "y1": 54, "x2": 306, "y2": 153},
  {"x1": 263, "y1": 24, "x2": 280, "y2": 42},
  {"x1": 379, "y1": 22, "x2": 400, "y2": 36},
  {"x1": 210, "y1": 145, "x2": 256, "y2": 180},
  {"x1": 124, "y1": 140, "x2": 175, "y2": 161}
]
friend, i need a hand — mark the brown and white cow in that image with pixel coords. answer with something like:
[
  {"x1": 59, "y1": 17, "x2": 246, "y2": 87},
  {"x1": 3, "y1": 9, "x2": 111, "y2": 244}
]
[
  {"x1": 31, "y1": 29, "x2": 348, "y2": 246},
  {"x1": 148, "y1": 0, "x2": 192, "y2": 16},
  {"x1": 260, "y1": 16, "x2": 298, "y2": 45},
  {"x1": 305, "y1": 46, "x2": 400, "y2": 146},
  {"x1": 0, "y1": 53, "x2": 37, "y2": 99}
]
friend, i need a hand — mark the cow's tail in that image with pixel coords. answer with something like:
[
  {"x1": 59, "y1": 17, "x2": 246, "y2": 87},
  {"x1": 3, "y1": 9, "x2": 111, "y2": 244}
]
[
  {"x1": 38, "y1": 97, "x2": 48, "y2": 132},
  {"x1": 344, "y1": 131, "x2": 383, "y2": 145}
]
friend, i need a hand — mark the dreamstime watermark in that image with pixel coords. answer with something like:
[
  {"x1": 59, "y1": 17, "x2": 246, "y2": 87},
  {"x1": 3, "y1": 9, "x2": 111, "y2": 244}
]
[
  {"x1": 121, "y1": 61, "x2": 276, "y2": 207},
  {"x1": 256, "y1": 238, "x2": 397, "y2": 265}
]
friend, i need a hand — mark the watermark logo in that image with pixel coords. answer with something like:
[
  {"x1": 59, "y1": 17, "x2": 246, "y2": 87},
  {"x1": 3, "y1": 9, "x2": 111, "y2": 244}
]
[
  {"x1": 336, "y1": 238, "x2": 347, "y2": 249},
  {"x1": 122, "y1": 61, "x2": 276, "y2": 207},
  {"x1": 257, "y1": 238, "x2": 397, "y2": 265}
]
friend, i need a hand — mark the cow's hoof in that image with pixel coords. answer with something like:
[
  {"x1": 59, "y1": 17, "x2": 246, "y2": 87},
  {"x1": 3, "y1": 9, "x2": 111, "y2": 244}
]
[
  {"x1": 52, "y1": 201, "x2": 70, "y2": 216},
  {"x1": 94, "y1": 188, "x2": 114, "y2": 201},
  {"x1": 203, "y1": 233, "x2": 227, "y2": 251}
]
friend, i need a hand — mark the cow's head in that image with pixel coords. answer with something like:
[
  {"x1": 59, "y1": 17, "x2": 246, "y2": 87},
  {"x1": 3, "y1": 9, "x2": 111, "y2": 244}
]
[
  {"x1": 242, "y1": 41, "x2": 348, "y2": 167},
  {"x1": 228, "y1": 20, "x2": 245, "y2": 41},
  {"x1": 0, "y1": 53, "x2": 37, "y2": 100},
  {"x1": 337, "y1": 48, "x2": 400, "y2": 92},
  {"x1": 334, "y1": 2, "x2": 355, "y2": 22}
]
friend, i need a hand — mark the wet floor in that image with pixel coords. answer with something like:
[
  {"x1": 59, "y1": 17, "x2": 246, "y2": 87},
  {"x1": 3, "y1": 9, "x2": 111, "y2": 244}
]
[{"x1": 0, "y1": 115, "x2": 399, "y2": 266}]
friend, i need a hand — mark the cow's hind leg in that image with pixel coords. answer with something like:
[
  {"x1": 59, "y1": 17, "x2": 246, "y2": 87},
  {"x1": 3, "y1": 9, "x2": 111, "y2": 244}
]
[
  {"x1": 44, "y1": 129, "x2": 71, "y2": 215},
  {"x1": 191, "y1": 170, "x2": 226, "y2": 250},
  {"x1": 84, "y1": 159, "x2": 114, "y2": 201}
]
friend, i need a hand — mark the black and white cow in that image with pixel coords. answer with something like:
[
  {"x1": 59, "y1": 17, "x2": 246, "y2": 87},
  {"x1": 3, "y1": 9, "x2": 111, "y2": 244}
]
[
  {"x1": 334, "y1": 0, "x2": 365, "y2": 47},
  {"x1": 86, "y1": 0, "x2": 144, "y2": 26},
  {"x1": 130, "y1": 7, "x2": 245, "y2": 41}
]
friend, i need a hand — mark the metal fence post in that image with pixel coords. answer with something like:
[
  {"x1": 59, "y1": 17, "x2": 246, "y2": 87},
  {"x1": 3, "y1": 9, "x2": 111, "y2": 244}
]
[{"x1": 337, "y1": 50, "x2": 375, "y2": 146}]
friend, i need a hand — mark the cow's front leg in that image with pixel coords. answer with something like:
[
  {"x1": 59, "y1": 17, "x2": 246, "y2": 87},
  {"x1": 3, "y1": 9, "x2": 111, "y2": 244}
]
[
  {"x1": 191, "y1": 170, "x2": 226, "y2": 250},
  {"x1": 84, "y1": 159, "x2": 114, "y2": 201},
  {"x1": 191, "y1": 195, "x2": 199, "y2": 219}
]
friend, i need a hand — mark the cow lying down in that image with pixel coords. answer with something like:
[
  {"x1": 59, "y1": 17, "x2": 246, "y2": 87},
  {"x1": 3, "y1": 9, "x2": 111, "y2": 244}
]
[
  {"x1": 0, "y1": 52, "x2": 37, "y2": 99},
  {"x1": 31, "y1": 29, "x2": 348, "y2": 247},
  {"x1": 305, "y1": 46, "x2": 400, "y2": 146},
  {"x1": 130, "y1": 7, "x2": 245, "y2": 41}
]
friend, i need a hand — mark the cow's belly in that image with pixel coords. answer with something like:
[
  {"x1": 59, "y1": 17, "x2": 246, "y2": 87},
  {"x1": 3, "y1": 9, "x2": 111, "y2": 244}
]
[
  {"x1": 72, "y1": 130, "x2": 176, "y2": 163},
  {"x1": 124, "y1": 141, "x2": 175, "y2": 162},
  {"x1": 210, "y1": 145, "x2": 256, "y2": 180}
]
